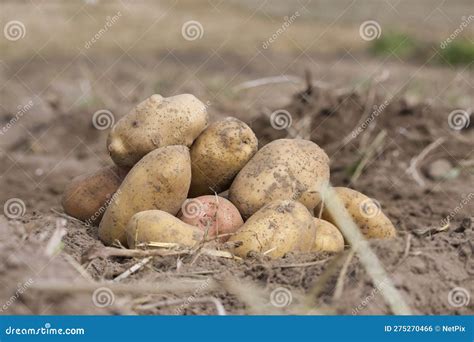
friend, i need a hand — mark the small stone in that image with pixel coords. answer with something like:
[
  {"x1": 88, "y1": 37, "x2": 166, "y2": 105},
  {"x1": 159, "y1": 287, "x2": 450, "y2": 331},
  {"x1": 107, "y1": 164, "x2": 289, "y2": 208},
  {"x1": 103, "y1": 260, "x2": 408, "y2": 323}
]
[{"x1": 426, "y1": 159, "x2": 456, "y2": 180}]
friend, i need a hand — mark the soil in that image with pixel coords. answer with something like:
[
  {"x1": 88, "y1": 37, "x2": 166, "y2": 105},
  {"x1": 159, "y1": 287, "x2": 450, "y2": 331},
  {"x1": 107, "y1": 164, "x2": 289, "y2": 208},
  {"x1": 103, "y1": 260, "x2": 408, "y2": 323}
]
[{"x1": 0, "y1": 56, "x2": 473, "y2": 316}]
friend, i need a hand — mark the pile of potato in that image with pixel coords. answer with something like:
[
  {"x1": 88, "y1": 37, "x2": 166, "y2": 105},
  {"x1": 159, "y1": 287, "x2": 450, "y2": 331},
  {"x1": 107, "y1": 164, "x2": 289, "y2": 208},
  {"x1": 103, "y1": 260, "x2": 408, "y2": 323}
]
[{"x1": 62, "y1": 94, "x2": 396, "y2": 259}]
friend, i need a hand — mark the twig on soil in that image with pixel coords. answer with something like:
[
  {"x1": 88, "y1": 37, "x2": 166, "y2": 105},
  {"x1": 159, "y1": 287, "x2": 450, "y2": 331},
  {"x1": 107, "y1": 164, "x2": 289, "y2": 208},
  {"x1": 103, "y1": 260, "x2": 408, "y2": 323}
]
[
  {"x1": 332, "y1": 250, "x2": 355, "y2": 300},
  {"x1": 413, "y1": 221, "x2": 450, "y2": 237},
  {"x1": 393, "y1": 234, "x2": 412, "y2": 269},
  {"x1": 135, "y1": 296, "x2": 227, "y2": 315},
  {"x1": 407, "y1": 137, "x2": 445, "y2": 187},
  {"x1": 113, "y1": 257, "x2": 152, "y2": 282},
  {"x1": 232, "y1": 75, "x2": 303, "y2": 91},
  {"x1": 83, "y1": 245, "x2": 241, "y2": 263},
  {"x1": 272, "y1": 258, "x2": 331, "y2": 269}
]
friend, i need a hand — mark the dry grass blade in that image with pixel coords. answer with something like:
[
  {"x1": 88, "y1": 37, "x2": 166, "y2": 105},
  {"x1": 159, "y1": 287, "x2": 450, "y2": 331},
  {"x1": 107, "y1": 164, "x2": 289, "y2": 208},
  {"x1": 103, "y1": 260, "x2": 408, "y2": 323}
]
[
  {"x1": 350, "y1": 130, "x2": 387, "y2": 183},
  {"x1": 320, "y1": 184, "x2": 412, "y2": 315},
  {"x1": 407, "y1": 137, "x2": 445, "y2": 187},
  {"x1": 333, "y1": 250, "x2": 356, "y2": 300},
  {"x1": 113, "y1": 257, "x2": 152, "y2": 282}
]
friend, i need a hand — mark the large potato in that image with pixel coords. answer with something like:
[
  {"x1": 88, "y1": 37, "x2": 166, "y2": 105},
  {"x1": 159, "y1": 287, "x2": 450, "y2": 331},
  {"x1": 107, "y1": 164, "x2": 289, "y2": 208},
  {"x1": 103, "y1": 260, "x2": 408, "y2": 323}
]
[
  {"x1": 315, "y1": 187, "x2": 396, "y2": 239},
  {"x1": 229, "y1": 139, "x2": 330, "y2": 219},
  {"x1": 126, "y1": 210, "x2": 203, "y2": 249},
  {"x1": 178, "y1": 195, "x2": 243, "y2": 241},
  {"x1": 61, "y1": 165, "x2": 128, "y2": 226},
  {"x1": 98, "y1": 145, "x2": 191, "y2": 246},
  {"x1": 228, "y1": 200, "x2": 316, "y2": 259},
  {"x1": 189, "y1": 117, "x2": 258, "y2": 197},
  {"x1": 313, "y1": 218, "x2": 344, "y2": 253},
  {"x1": 107, "y1": 94, "x2": 209, "y2": 167}
]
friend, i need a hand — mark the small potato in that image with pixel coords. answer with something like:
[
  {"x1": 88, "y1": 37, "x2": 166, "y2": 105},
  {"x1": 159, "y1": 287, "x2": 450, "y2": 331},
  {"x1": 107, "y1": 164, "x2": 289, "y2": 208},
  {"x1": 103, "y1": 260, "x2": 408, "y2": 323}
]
[
  {"x1": 228, "y1": 200, "x2": 316, "y2": 259},
  {"x1": 61, "y1": 165, "x2": 128, "y2": 225},
  {"x1": 98, "y1": 145, "x2": 191, "y2": 246},
  {"x1": 189, "y1": 117, "x2": 258, "y2": 197},
  {"x1": 178, "y1": 195, "x2": 243, "y2": 241},
  {"x1": 315, "y1": 187, "x2": 396, "y2": 239},
  {"x1": 229, "y1": 139, "x2": 330, "y2": 219},
  {"x1": 126, "y1": 210, "x2": 203, "y2": 249},
  {"x1": 108, "y1": 94, "x2": 209, "y2": 167},
  {"x1": 313, "y1": 218, "x2": 344, "y2": 253}
]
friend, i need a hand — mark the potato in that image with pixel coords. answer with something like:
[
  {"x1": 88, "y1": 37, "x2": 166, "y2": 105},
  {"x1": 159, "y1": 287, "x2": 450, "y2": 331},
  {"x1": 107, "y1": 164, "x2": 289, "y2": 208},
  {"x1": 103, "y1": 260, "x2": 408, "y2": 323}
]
[
  {"x1": 107, "y1": 94, "x2": 209, "y2": 167},
  {"x1": 178, "y1": 195, "x2": 243, "y2": 241},
  {"x1": 228, "y1": 200, "x2": 316, "y2": 259},
  {"x1": 315, "y1": 187, "x2": 396, "y2": 239},
  {"x1": 126, "y1": 210, "x2": 203, "y2": 249},
  {"x1": 98, "y1": 145, "x2": 191, "y2": 246},
  {"x1": 313, "y1": 218, "x2": 344, "y2": 253},
  {"x1": 229, "y1": 139, "x2": 330, "y2": 219},
  {"x1": 61, "y1": 165, "x2": 128, "y2": 226},
  {"x1": 189, "y1": 117, "x2": 258, "y2": 197}
]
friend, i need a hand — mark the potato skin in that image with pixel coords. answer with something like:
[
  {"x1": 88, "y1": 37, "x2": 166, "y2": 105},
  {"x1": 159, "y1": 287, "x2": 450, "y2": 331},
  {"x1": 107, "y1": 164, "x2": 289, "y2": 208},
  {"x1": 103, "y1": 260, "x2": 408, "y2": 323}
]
[
  {"x1": 107, "y1": 94, "x2": 209, "y2": 167},
  {"x1": 229, "y1": 139, "x2": 330, "y2": 219},
  {"x1": 189, "y1": 118, "x2": 258, "y2": 197},
  {"x1": 315, "y1": 187, "x2": 396, "y2": 239},
  {"x1": 98, "y1": 145, "x2": 192, "y2": 246},
  {"x1": 178, "y1": 195, "x2": 243, "y2": 241},
  {"x1": 313, "y1": 218, "x2": 344, "y2": 253},
  {"x1": 126, "y1": 210, "x2": 203, "y2": 249},
  {"x1": 229, "y1": 200, "x2": 316, "y2": 259},
  {"x1": 61, "y1": 165, "x2": 128, "y2": 226}
]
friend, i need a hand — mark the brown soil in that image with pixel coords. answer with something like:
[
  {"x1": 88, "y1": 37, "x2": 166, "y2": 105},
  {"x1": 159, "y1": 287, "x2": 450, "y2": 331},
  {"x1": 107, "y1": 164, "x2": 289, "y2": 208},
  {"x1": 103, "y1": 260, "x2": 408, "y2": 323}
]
[{"x1": 1, "y1": 68, "x2": 472, "y2": 315}]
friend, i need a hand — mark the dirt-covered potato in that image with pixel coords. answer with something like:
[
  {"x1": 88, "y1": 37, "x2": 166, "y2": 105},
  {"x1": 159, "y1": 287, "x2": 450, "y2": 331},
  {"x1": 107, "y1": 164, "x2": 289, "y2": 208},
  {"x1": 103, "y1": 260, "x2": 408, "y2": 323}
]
[
  {"x1": 313, "y1": 218, "x2": 344, "y2": 253},
  {"x1": 178, "y1": 195, "x2": 243, "y2": 241},
  {"x1": 228, "y1": 200, "x2": 316, "y2": 259},
  {"x1": 107, "y1": 94, "x2": 209, "y2": 167},
  {"x1": 229, "y1": 139, "x2": 330, "y2": 219},
  {"x1": 126, "y1": 210, "x2": 203, "y2": 249},
  {"x1": 315, "y1": 187, "x2": 396, "y2": 239},
  {"x1": 61, "y1": 165, "x2": 128, "y2": 226},
  {"x1": 98, "y1": 145, "x2": 191, "y2": 246},
  {"x1": 189, "y1": 117, "x2": 258, "y2": 197}
]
